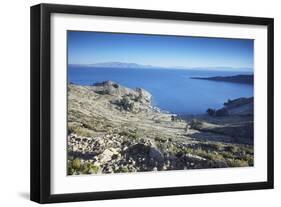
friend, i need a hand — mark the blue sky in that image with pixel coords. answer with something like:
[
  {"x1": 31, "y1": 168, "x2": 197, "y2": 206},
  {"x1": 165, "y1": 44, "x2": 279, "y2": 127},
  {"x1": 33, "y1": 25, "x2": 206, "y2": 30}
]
[{"x1": 68, "y1": 31, "x2": 253, "y2": 70}]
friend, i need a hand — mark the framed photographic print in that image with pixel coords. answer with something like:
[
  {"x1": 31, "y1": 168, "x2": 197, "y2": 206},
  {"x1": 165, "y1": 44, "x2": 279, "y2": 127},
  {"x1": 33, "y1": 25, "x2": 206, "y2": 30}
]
[{"x1": 30, "y1": 3, "x2": 274, "y2": 203}]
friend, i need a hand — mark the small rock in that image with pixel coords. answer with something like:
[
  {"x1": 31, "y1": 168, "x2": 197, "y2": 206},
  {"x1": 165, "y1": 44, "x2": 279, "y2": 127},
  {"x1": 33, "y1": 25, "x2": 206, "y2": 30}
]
[{"x1": 99, "y1": 149, "x2": 114, "y2": 163}]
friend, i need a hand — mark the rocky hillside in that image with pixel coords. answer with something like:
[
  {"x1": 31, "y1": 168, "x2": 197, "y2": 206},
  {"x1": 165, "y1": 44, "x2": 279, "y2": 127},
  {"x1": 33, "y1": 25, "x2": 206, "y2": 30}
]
[
  {"x1": 223, "y1": 97, "x2": 253, "y2": 115},
  {"x1": 67, "y1": 81, "x2": 254, "y2": 175},
  {"x1": 206, "y1": 97, "x2": 253, "y2": 116}
]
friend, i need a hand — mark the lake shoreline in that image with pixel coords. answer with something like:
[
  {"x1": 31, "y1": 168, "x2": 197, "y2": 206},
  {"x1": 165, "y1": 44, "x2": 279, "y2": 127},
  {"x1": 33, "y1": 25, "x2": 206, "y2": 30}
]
[{"x1": 68, "y1": 66, "x2": 253, "y2": 114}]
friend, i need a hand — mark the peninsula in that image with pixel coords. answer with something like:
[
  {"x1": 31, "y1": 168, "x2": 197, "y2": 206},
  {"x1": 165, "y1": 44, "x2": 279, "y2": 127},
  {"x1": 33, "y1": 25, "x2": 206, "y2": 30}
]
[{"x1": 191, "y1": 74, "x2": 253, "y2": 85}]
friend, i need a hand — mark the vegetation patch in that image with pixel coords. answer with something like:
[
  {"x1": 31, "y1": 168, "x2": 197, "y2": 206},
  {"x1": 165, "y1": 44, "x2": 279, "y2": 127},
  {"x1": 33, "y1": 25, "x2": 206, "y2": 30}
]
[{"x1": 68, "y1": 158, "x2": 100, "y2": 175}]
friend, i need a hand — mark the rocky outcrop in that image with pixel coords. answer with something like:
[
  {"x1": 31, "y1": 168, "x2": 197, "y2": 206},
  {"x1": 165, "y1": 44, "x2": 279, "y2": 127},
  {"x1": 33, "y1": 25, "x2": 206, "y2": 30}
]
[
  {"x1": 92, "y1": 81, "x2": 151, "y2": 102},
  {"x1": 206, "y1": 97, "x2": 253, "y2": 117},
  {"x1": 91, "y1": 81, "x2": 152, "y2": 113},
  {"x1": 223, "y1": 97, "x2": 253, "y2": 115},
  {"x1": 192, "y1": 96, "x2": 254, "y2": 144}
]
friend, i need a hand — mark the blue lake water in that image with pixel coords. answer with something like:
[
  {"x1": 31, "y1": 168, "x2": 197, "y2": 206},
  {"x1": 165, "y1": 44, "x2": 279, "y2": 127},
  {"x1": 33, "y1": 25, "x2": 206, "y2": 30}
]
[{"x1": 68, "y1": 66, "x2": 253, "y2": 115}]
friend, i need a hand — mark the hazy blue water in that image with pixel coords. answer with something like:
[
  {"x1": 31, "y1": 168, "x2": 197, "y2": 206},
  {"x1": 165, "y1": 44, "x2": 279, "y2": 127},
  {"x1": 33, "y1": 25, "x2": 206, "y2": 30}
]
[{"x1": 68, "y1": 66, "x2": 253, "y2": 115}]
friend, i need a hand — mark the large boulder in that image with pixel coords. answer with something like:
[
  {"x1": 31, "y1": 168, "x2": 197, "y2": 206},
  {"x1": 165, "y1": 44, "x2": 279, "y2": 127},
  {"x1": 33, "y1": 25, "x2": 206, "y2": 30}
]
[
  {"x1": 148, "y1": 147, "x2": 164, "y2": 170},
  {"x1": 98, "y1": 148, "x2": 120, "y2": 164},
  {"x1": 124, "y1": 143, "x2": 164, "y2": 170}
]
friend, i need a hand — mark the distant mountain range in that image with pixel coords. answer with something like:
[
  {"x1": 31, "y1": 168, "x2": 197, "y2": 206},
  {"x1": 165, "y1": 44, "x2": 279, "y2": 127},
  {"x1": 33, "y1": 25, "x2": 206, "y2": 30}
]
[
  {"x1": 69, "y1": 62, "x2": 252, "y2": 72},
  {"x1": 72, "y1": 62, "x2": 154, "y2": 69}
]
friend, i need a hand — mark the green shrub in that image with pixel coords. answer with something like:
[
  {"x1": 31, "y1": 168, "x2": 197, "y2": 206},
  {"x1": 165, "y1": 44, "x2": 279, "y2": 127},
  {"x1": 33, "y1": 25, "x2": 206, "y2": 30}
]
[
  {"x1": 193, "y1": 148, "x2": 224, "y2": 161},
  {"x1": 118, "y1": 130, "x2": 139, "y2": 139},
  {"x1": 226, "y1": 159, "x2": 249, "y2": 167},
  {"x1": 209, "y1": 143, "x2": 225, "y2": 151},
  {"x1": 209, "y1": 153, "x2": 225, "y2": 161},
  {"x1": 155, "y1": 136, "x2": 166, "y2": 143},
  {"x1": 183, "y1": 147, "x2": 193, "y2": 154},
  {"x1": 116, "y1": 96, "x2": 135, "y2": 111},
  {"x1": 72, "y1": 158, "x2": 81, "y2": 170},
  {"x1": 225, "y1": 145, "x2": 239, "y2": 153},
  {"x1": 221, "y1": 151, "x2": 235, "y2": 159},
  {"x1": 81, "y1": 163, "x2": 100, "y2": 174},
  {"x1": 241, "y1": 154, "x2": 254, "y2": 166},
  {"x1": 68, "y1": 125, "x2": 97, "y2": 136},
  {"x1": 204, "y1": 152, "x2": 224, "y2": 161}
]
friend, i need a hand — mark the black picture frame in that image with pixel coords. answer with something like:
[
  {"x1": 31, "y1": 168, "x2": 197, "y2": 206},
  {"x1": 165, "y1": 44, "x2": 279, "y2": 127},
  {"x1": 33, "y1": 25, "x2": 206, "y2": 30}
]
[{"x1": 30, "y1": 3, "x2": 274, "y2": 204}]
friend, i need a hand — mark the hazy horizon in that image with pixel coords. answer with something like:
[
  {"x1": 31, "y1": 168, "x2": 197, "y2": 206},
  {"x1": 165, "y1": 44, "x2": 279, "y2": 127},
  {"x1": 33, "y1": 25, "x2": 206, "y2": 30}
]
[
  {"x1": 68, "y1": 61, "x2": 253, "y2": 72},
  {"x1": 68, "y1": 31, "x2": 254, "y2": 72}
]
